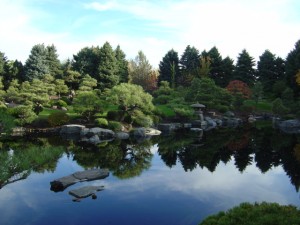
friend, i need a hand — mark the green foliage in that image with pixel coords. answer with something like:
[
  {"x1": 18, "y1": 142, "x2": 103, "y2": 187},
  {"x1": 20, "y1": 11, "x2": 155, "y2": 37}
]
[
  {"x1": 131, "y1": 110, "x2": 153, "y2": 127},
  {"x1": 173, "y1": 107, "x2": 194, "y2": 120},
  {"x1": 158, "y1": 49, "x2": 180, "y2": 87},
  {"x1": 114, "y1": 45, "x2": 129, "y2": 83},
  {"x1": 107, "y1": 110, "x2": 123, "y2": 121},
  {"x1": 233, "y1": 49, "x2": 256, "y2": 86},
  {"x1": 78, "y1": 74, "x2": 97, "y2": 92},
  {"x1": 272, "y1": 98, "x2": 289, "y2": 116},
  {"x1": 7, "y1": 105, "x2": 37, "y2": 125},
  {"x1": 72, "y1": 91, "x2": 101, "y2": 121},
  {"x1": 98, "y1": 42, "x2": 119, "y2": 90},
  {"x1": 155, "y1": 105, "x2": 176, "y2": 117},
  {"x1": 252, "y1": 81, "x2": 263, "y2": 104},
  {"x1": 56, "y1": 100, "x2": 68, "y2": 108},
  {"x1": 108, "y1": 121, "x2": 123, "y2": 131},
  {"x1": 243, "y1": 100, "x2": 272, "y2": 112},
  {"x1": 199, "y1": 202, "x2": 300, "y2": 225},
  {"x1": 108, "y1": 83, "x2": 154, "y2": 113},
  {"x1": 0, "y1": 109, "x2": 16, "y2": 134},
  {"x1": 180, "y1": 45, "x2": 200, "y2": 81},
  {"x1": 95, "y1": 118, "x2": 108, "y2": 127},
  {"x1": 47, "y1": 111, "x2": 70, "y2": 127}
]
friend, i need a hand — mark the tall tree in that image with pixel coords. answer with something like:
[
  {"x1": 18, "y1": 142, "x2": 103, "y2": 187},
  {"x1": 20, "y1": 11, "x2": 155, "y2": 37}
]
[
  {"x1": 129, "y1": 51, "x2": 155, "y2": 92},
  {"x1": 114, "y1": 45, "x2": 129, "y2": 83},
  {"x1": 233, "y1": 49, "x2": 256, "y2": 86},
  {"x1": 207, "y1": 46, "x2": 223, "y2": 86},
  {"x1": 179, "y1": 45, "x2": 200, "y2": 85},
  {"x1": 0, "y1": 51, "x2": 6, "y2": 76},
  {"x1": 98, "y1": 42, "x2": 118, "y2": 90},
  {"x1": 24, "y1": 44, "x2": 49, "y2": 81},
  {"x1": 46, "y1": 44, "x2": 62, "y2": 78},
  {"x1": 3, "y1": 60, "x2": 25, "y2": 89},
  {"x1": 72, "y1": 46, "x2": 101, "y2": 79},
  {"x1": 220, "y1": 56, "x2": 235, "y2": 88},
  {"x1": 285, "y1": 39, "x2": 300, "y2": 96},
  {"x1": 158, "y1": 49, "x2": 180, "y2": 87},
  {"x1": 257, "y1": 50, "x2": 285, "y2": 94}
]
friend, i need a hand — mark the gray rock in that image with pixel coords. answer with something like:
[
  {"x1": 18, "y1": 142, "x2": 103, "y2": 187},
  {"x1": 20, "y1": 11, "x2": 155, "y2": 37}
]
[
  {"x1": 88, "y1": 135, "x2": 100, "y2": 144},
  {"x1": 133, "y1": 127, "x2": 146, "y2": 137},
  {"x1": 115, "y1": 132, "x2": 130, "y2": 139},
  {"x1": 69, "y1": 185, "x2": 104, "y2": 198},
  {"x1": 278, "y1": 119, "x2": 300, "y2": 134},
  {"x1": 204, "y1": 116, "x2": 217, "y2": 128},
  {"x1": 50, "y1": 169, "x2": 109, "y2": 192},
  {"x1": 223, "y1": 111, "x2": 235, "y2": 117},
  {"x1": 60, "y1": 124, "x2": 86, "y2": 135},
  {"x1": 87, "y1": 127, "x2": 115, "y2": 138}
]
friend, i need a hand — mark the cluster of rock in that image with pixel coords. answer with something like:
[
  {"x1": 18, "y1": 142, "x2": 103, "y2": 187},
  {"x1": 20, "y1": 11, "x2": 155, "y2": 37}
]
[{"x1": 60, "y1": 125, "x2": 161, "y2": 144}]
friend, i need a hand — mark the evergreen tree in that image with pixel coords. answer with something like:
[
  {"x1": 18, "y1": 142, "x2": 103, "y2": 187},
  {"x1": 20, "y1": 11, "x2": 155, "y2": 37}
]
[
  {"x1": 62, "y1": 59, "x2": 81, "y2": 90},
  {"x1": 3, "y1": 60, "x2": 25, "y2": 89},
  {"x1": 285, "y1": 39, "x2": 300, "y2": 96},
  {"x1": 24, "y1": 44, "x2": 49, "y2": 81},
  {"x1": 72, "y1": 46, "x2": 101, "y2": 79},
  {"x1": 179, "y1": 45, "x2": 200, "y2": 85},
  {"x1": 257, "y1": 50, "x2": 285, "y2": 94},
  {"x1": 0, "y1": 51, "x2": 6, "y2": 76},
  {"x1": 220, "y1": 56, "x2": 235, "y2": 88},
  {"x1": 207, "y1": 46, "x2": 223, "y2": 86},
  {"x1": 158, "y1": 49, "x2": 180, "y2": 87},
  {"x1": 114, "y1": 45, "x2": 128, "y2": 83},
  {"x1": 233, "y1": 49, "x2": 256, "y2": 86},
  {"x1": 98, "y1": 42, "x2": 118, "y2": 90},
  {"x1": 129, "y1": 51, "x2": 155, "y2": 92},
  {"x1": 46, "y1": 44, "x2": 62, "y2": 78}
]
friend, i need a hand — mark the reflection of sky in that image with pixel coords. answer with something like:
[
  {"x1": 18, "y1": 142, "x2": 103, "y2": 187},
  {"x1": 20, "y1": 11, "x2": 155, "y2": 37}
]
[{"x1": 0, "y1": 147, "x2": 299, "y2": 225}]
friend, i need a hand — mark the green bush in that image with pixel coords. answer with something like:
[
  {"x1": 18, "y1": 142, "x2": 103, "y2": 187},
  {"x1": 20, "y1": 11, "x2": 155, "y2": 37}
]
[
  {"x1": 124, "y1": 114, "x2": 133, "y2": 124},
  {"x1": 95, "y1": 118, "x2": 108, "y2": 127},
  {"x1": 108, "y1": 121, "x2": 123, "y2": 131},
  {"x1": 132, "y1": 110, "x2": 153, "y2": 127},
  {"x1": 56, "y1": 100, "x2": 68, "y2": 108},
  {"x1": 107, "y1": 110, "x2": 123, "y2": 121},
  {"x1": 60, "y1": 96, "x2": 72, "y2": 105},
  {"x1": 215, "y1": 105, "x2": 229, "y2": 113},
  {"x1": 47, "y1": 111, "x2": 70, "y2": 127},
  {"x1": 199, "y1": 202, "x2": 300, "y2": 225}
]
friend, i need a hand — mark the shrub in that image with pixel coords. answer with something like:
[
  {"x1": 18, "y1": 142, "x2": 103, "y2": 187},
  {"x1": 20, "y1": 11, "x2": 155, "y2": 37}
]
[
  {"x1": 124, "y1": 114, "x2": 133, "y2": 124},
  {"x1": 107, "y1": 110, "x2": 123, "y2": 121},
  {"x1": 132, "y1": 110, "x2": 153, "y2": 127},
  {"x1": 60, "y1": 96, "x2": 72, "y2": 105},
  {"x1": 215, "y1": 105, "x2": 229, "y2": 113},
  {"x1": 199, "y1": 202, "x2": 300, "y2": 225},
  {"x1": 95, "y1": 118, "x2": 108, "y2": 127},
  {"x1": 56, "y1": 100, "x2": 68, "y2": 108},
  {"x1": 48, "y1": 111, "x2": 70, "y2": 127},
  {"x1": 108, "y1": 121, "x2": 123, "y2": 131}
]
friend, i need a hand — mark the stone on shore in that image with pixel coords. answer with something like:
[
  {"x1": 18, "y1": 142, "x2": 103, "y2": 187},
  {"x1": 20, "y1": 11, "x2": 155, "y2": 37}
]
[{"x1": 69, "y1": 185, "x2": 104, "y2": 198}]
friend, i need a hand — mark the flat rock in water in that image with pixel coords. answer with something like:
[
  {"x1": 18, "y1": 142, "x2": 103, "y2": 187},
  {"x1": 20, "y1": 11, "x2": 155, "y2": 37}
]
[
  {"x1": 50, "y1": 169, "x2": 109, "y2": 192},
  {"x1": 69, "y1": 185, "x2": 104, "y2": 198}
]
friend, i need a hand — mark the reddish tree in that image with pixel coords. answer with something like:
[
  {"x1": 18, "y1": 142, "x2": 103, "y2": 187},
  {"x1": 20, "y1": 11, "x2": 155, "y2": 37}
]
[{"x1": 226, "y1": 80, "x2": 252, "y2": 98}]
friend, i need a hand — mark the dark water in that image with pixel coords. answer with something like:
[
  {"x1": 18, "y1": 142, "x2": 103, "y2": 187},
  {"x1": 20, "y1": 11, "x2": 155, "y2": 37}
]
[{"x1": 1, "y1": 124, "x2": 300, "y2": 225}]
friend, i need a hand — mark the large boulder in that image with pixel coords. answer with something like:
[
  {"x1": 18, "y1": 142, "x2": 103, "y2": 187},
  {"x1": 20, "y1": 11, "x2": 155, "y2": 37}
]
[
  {"x1": 85, "y1": 127, "x2": 115, "y2": 139},
  {"x1": 115, "y1": 132, "x2": 130, "y2": 140}
]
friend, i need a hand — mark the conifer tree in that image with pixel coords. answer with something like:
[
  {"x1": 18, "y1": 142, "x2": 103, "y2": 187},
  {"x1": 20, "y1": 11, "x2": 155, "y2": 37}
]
[{"x1": 115, "y1": 45, "x2": 128, "y2": 83}]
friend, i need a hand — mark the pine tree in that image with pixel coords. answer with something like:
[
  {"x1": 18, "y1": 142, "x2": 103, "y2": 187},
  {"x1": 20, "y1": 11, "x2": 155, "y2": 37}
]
[
  {"x1": 46, "y1": 44, "x2": 62, "y2": 78},
  {"x1": 24, "y1": 44, "x2": 49, "y2": 81},
  {"x1": 233, "y1": 49, "x2": 256, "y2": 86},
  {"x1": 285, "y1": 39, "x2": 300, "y2": 96},
  {"x1": 220, "y1": 56, "x2": 235, "y2": 88},
  {"x1": 115, "y1": 45, "x2": 129, "y2": 83},
  {"x1": 158, "y1": 49, "x2": 180, "y2": 87},
  {"x1": 207, "y1": 46, "x2": 223, "y2": 86},
  {"x1": 98, "y1": 42, "x2": 118, "y2": 90}
]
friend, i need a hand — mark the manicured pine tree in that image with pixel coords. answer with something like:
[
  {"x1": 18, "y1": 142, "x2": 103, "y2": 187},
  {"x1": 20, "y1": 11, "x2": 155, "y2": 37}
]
[{"x1": 233, "y1": 49, "x2": 256, "y2": 86}]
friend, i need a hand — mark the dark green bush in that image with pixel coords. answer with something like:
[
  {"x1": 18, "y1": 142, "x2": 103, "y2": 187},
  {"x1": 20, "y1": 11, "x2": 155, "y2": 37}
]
[
  {"x1": 47, "y1": 111, "x2": 70, "y2": 127},
  {"x1": 200, "y1": 202, "x2": 300, "y2": 225},
  {"x1": 95, "y1": 118, "x2": 108, "y2": 127},
  {"x1": 124, "y1": 114, "x2": 133, "y2": 124},
  {"x1": 215, "y1": 105, "x2": 229, "y2": 113},
  {"x1": 56, "y1": 100, "x2": 68, "y2": 108},
  {"x1": 107, "y1": 110, "x2": 123, "y2": 121},
  {"x1": 108, "y1": 121, "x2": 123, "y2": 131},
  {"x1": 60, "y1": 96, "x2": 72, "y2": 105}
]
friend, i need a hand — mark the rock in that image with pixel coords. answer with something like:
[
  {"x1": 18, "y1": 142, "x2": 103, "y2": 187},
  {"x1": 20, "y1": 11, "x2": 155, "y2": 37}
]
[
  {"x1": 133, "y1": 128, "x2": 146, "y2": 137},
  {"x1": 204, "y1": 116, "x2": 217, "y2": 128},
  {"x1": 223, "y1": 111, "x2": 235, "y2": 117},
  {"x1": 69, "y1": 185, "x2": 104, "y2": 198},
  {"x1": 157, "y1": 123, "x2": 181, "y2": 133},
  {"x1": 115, "y1": 132, "x2": 130, "y2": 139},
  {"x1": 60, "y1": 124, "x2": 86, "y2": 135},
  {"x1": 214, "y1": 119, "x2": 223, "y2": 126},
  {"x1": 190, "y1": 128, "x2": 203, "y2": 132},
  {"x1": 50, "y1": 169, "x2": 109, "y2": 192},
  {"x1": 145, "y1": 128, "x2": 161, "y2": 135},
  {"x1": 88, "y1": 135, "x2": 100, "y2": 144},
  {"x1": 86, "y1": 127, "x2": 115, "y2": 139},
  {"x1": 61, "y1": 107, "x2": 67, "y2": 111},
  {"x1": 278, "y1": 119, "x2": 300, "y2": 134}
]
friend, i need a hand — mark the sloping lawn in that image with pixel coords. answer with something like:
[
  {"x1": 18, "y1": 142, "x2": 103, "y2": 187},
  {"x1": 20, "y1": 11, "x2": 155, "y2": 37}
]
[{"x1": 243, "y1": 100, "x2": 272, "y2": 112}]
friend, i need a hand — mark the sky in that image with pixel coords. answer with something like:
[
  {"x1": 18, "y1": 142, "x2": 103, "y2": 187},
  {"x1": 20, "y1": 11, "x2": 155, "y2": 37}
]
[{"x1": 0, "y1": 0, "x2": 300, "y2": 68}]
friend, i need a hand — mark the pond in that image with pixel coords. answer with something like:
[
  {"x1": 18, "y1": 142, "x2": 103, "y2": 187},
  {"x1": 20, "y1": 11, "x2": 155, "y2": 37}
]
[{"x1": 0, "y1": 124, "x2": 300, "y2": 225}]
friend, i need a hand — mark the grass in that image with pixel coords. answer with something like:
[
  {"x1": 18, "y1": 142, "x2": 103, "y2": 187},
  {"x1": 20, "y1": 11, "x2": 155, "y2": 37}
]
[
  {"x1": 244, "y1": 99, "x2": 272, "y2": 112},
  {"x1": 155, "y1": 105, "x2": 176, "y2": 117}
]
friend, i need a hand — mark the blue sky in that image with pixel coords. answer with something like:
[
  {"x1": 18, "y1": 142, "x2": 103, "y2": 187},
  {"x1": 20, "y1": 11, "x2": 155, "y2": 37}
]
[{"x1": 1, "y1": 0, "x2": 300, "y2": 67}]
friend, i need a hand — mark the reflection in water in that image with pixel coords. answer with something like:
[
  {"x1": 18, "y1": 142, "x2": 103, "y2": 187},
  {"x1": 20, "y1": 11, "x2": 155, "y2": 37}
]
[{"x1": 0, "y1": 125, "x2": 300, "y2": 225}]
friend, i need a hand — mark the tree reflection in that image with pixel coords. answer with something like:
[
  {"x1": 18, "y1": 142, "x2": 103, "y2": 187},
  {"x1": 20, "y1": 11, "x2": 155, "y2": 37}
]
[
  {"x1": 69, "y1": 139, "x2": 153, "y2": 179},
  {"x1": 155, "y1": 125, "x2": 300, "y2": 191},
  {"x1": 0, "y1": 137, "x2": 64, "y2": 188}
]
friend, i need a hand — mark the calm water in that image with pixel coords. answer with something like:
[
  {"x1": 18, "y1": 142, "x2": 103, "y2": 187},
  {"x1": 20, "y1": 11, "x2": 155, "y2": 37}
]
[{"x1": 0, "y1": 124, "x2": 300, "y2": 225}]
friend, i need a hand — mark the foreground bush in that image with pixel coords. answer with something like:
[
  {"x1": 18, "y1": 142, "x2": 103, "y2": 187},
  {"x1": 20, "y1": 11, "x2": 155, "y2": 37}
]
[
  {"x1": 95, "y1": 118, "x2": 108, "y2": 127},
  {"x1": 200, "y1": 202, "x2": 300, "y2": 225}
]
